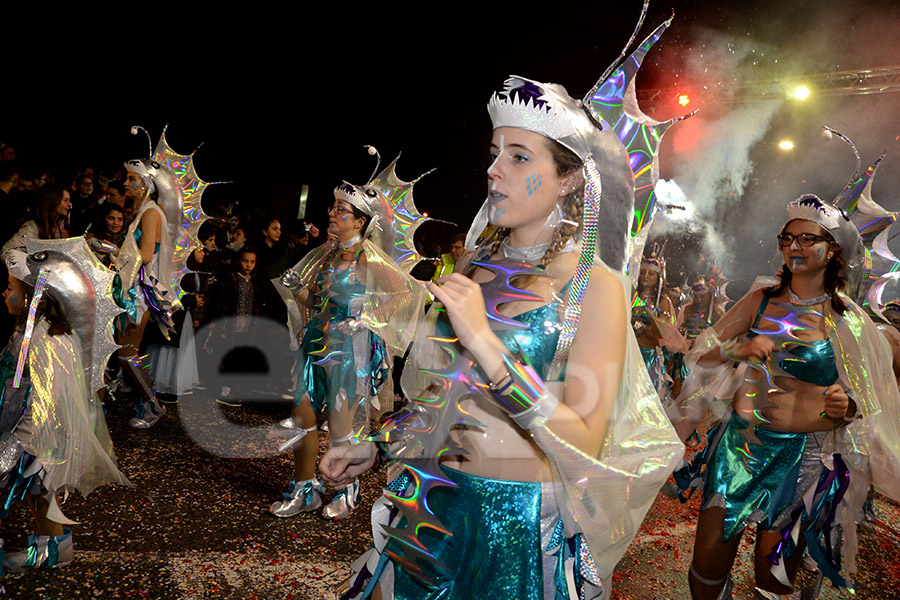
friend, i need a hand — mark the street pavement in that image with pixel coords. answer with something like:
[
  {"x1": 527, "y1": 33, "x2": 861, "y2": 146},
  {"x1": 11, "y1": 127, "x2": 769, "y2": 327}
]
[{"x1": 1, "y1": 390, "x2": 896, "y2": 599}]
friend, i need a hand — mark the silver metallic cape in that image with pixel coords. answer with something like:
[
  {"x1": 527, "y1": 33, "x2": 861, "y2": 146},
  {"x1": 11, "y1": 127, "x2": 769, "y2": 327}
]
[
  {"x1": 278, "y1": 238, "x2": 428, "y2": 357},
  {"x1": 536, "y1": 262, "x2": 683, "y2": 579},
  {"x1": 10, "y1": 238, "x2": 124, "y2": 399},
  {"x1": 26, "y1": 321, "x2": 131, "y2": 497}
]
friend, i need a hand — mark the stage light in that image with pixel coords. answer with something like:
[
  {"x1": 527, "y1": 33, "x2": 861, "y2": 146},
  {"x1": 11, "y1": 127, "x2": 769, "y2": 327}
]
[
  {"x1": 778, "y1": 140, "x2": 795, "y2": 150},
  {"x1": 793, "y1": 85, "x2": 810, "y2": 100},
  {"x1": 677, "y1": 94, "x2": 691, "y2": 107}
]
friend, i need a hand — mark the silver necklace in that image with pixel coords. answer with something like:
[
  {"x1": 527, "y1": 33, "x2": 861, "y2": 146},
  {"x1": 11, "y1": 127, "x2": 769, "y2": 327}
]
[
  {"x1": 501, "y1": 237, "x2": 551, "y2": 263},
  {"x1": 788, "y1": 288, "x2": 830, "y2": 306},
  {"x1": 340, "y1": 234, "x2": 363, "y2": 251}
]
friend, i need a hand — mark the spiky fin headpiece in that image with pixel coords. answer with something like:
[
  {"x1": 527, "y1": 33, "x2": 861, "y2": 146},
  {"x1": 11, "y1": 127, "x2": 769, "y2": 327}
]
[
  {"x1": 821, "y1": 126, "x2": 900, "y2": 319},
  {"x1": 333, "y1": 148, "x2": 433, "y2": 275},
  {"x1": 641, "y1": 242, "x2": 666, "y2": 275}
]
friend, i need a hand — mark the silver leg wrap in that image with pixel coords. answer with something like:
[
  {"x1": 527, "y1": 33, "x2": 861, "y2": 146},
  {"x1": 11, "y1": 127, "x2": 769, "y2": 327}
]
[
  {"x1": 690, "y1": 564, "x2": 733, "y2": 600},
  {"x1": 121, "y1": 357, "x2": 165, "y2": 429}
]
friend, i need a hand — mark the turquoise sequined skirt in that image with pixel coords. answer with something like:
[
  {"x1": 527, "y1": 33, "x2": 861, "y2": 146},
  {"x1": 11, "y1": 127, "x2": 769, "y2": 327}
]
[{"x1": 343, "y1": 467, "x2": 594, "y2": 600}]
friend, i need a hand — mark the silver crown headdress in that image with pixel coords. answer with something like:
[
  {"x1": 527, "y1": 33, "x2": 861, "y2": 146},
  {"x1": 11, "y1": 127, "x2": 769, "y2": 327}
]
[
  {"x1": 8, "y1": 238, "x2": 124, "y2": 398},
  {"x1": 785, "y1": 194, "x2": 862, "y2": 261},
  {"x1": 333, "y1": 147, "x2": 433, "y2": 274},
  {"x1": 487, "y1": 77, "x2": 597, "y2": 161},
  {"x1": 478, "y1": 13, "x2": 693, "y2": 277}
]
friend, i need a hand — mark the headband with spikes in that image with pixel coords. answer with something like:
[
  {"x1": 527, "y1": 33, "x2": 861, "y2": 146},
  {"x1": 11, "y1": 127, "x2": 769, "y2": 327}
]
[{"x1": 333, "y1": 147, "x2": 434, "y2": 275}]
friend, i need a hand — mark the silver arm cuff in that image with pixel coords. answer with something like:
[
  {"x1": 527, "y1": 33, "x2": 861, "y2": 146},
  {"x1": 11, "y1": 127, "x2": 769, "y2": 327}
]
[{"x1": 510, "y1": 389, "x2": 559, "y2": 430}]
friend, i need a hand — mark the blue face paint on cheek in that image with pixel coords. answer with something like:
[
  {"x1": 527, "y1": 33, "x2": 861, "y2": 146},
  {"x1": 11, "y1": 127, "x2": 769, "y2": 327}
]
[
  {"x1": 7, "y1": 294, "x2": 17, "y2": 308},
  {"x1": 525, "y1": 173, "x2": 543, "y2": 197},
  {"x1": 817, "y1": 247, "x2": 824, "y2": 259}
]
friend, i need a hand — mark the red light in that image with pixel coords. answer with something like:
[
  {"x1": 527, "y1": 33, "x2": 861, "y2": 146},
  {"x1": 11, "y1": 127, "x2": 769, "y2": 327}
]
[{"x1": 677, "y1": 94, "x2": 690, "y2": 107}]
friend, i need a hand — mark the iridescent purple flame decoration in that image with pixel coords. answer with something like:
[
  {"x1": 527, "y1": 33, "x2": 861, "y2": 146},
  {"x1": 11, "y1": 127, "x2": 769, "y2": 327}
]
[
  {"x1": 739, "y1": 302, "x2": 826, "y2": 451},
  {"x1": 470, "y1": 258, "x2": 548, "y2": 329},
  {"x1": 368, "y1": 257, "x2": 546, "y2": 584},
  {"x1": 509, "y1": 80, "x2": 551, "y2": 110}
]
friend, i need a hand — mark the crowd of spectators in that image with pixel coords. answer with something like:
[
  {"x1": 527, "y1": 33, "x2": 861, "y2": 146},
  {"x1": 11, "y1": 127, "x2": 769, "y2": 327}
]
[{"x1": 0, "y1": 138, "x2": 467, "y2": 402}]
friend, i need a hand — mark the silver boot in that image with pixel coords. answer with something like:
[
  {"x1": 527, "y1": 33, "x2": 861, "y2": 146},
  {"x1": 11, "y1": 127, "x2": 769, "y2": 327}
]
[
  {"x1": 5, "y1": 528, "x2": 74, "y2": 572},
  {"x1": 128, "y1": 399, "x2": 166, "y2": 429},
  {"x1": 121, "y1": 357, "x2": 165, "y2": 429},
  {"x1": 269, "y1": 478, "x2": 325, "y2": 518},
  {"x1": 322, "y1": 478, "x2": 360, "y2": 520}
]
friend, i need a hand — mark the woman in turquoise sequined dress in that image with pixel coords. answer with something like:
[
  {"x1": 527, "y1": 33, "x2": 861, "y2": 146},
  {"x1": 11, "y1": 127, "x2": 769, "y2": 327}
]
[
  {"x1": 668, "y1": 195, "x2": 900, "y2": 598},
  {"x1": 269, "y1": 193, "x2": 389, "y2": 520},
  {"x1": 321, "y1": 70, "x2": 683, "y2": 600}
]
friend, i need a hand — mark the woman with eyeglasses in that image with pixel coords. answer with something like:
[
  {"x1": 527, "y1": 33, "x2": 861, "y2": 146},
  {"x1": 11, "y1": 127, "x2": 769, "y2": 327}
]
[
  {"x1": 270, "y1": 171, "x2": 427, "y2": 521},
  {"x1": 667, "y1": 194, "x2": 900, "y2": 598}
]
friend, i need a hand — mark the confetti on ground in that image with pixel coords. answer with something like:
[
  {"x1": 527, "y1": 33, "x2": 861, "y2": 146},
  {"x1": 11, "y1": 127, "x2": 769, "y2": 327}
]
[{"x1": 1, "y1": 391, "x2": 897, "y2": 599}]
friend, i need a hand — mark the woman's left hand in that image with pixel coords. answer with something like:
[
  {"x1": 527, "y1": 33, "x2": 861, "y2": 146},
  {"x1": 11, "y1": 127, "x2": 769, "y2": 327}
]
[
  {"x1": 426, "y1": 274, "x2": 492, "y2": 351},
  {"x1": 822, "y1": 384, "x2": 850, "y2": 420}
]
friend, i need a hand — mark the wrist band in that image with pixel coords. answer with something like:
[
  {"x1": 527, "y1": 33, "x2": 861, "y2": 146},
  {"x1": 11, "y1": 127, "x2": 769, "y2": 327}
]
[
  {"x1": 490, "y1": 354, "x2": 559, "y2": 430},
  {"x1": 280, "y1": 268, "x2": 305, "y2": 292},
  {"x1": 719, "y1": 338, "x2": 740, "y2": 363}
]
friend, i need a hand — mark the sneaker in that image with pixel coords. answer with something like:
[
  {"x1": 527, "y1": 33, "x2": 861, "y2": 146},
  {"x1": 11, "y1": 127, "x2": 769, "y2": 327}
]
[
  {"x1": 269, "y1": 479, "x2": 326, "y2": 518},
  {"x1": 128, "y1": 401, "x2": 165, "y2": 429},
  {"x1": 215, "y1": 397, "x2": 242, "y2": 407},
  {"x1": 5, "y1": 528, "x2": 74, "y2": 572},
  {"x1": 322, "y1": 479, "x2": 360, "y2": 520}
]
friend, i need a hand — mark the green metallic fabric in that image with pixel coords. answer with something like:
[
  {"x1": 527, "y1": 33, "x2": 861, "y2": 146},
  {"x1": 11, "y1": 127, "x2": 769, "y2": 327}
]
[
  {"x1": 704, "y1": 413, "x2": 807, "y2": 540},
  {"x1": 296, "y1": 266, "x2": 387, "y2": 414},
  {"x1": 491, "y1": 280, "x2": 571, "y2": 383}
]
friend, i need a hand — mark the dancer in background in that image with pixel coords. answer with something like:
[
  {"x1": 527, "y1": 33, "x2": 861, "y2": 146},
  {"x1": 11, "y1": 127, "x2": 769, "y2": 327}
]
[
  {"x1": 677, "y1": 271, "x2": 728, "y2": 346},
  {"x1": 633, "y1": 243, "x2": 688, "y2": 403},
  {"x1": 115, "y1": 128, "x2": 211, "y2": 427},
  {"x1": 271, "y1": 149, "x2": 429, "y2": 520},
  {"x1": 0, "y1": 239, "x2": 129, "y2": 572},
  {"x1": 668, "y1": 195, "x2": 900, "y2": 598}
]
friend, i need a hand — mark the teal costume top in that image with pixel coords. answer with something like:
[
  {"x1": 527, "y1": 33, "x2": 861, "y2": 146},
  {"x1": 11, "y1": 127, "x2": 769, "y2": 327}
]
[
  {"x1": 342, "y1": 276, "x2": 595, "y2": 600},
  {"x1": 493, "y1": 283, "x2": 569, "y2": 382},
  {"x1": 296, "y1": 256, "x2": 388, "y2": 414},
  {"x1": 752, "y1": 295, "x2": 838, "y2": 387}
]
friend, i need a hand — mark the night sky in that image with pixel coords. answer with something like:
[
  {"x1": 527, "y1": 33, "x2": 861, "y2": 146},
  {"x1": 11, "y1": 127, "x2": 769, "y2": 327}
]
[{"x1": 6, "y1": 0, "x2": 900, "y2": 297}]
